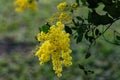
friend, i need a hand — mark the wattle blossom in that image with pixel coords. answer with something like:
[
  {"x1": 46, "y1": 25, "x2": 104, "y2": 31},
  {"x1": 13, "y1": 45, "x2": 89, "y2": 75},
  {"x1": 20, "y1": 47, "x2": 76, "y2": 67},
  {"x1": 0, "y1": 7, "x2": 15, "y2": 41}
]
[
  {"x1": 57, "y1": 2, "x2": 67, "y2": 11},
  {"x1": 35, "y1": 22, "x2": 72, "y2": 77},
  {"x1": 13, "y1": 0, "x2": 37, "y2": 12}
]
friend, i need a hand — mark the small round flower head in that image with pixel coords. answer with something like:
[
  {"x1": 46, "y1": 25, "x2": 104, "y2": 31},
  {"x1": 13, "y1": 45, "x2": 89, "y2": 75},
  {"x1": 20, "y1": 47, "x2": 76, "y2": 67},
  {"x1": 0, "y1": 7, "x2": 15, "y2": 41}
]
[
  {"x1": 57, "y1": 2, "x2": 67, "y2": 11},
  {"x1": 13, "y1": 0, "x2": 38, "y2": 12},
  {"x1": 35, "y1": 21, "x2": 72, "y2": 77}
]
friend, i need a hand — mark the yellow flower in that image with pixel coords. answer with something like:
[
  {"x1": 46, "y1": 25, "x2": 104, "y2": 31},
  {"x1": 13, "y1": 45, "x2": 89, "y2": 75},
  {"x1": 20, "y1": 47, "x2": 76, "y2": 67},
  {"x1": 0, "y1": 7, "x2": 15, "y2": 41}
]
[
  {"x1": 59, "y1": 12, "x2": 72, "y2": 22},
  {"x1": 13, "y1": 0, "x2": 38, "y2": 12},
  {"x1": 71, "y1": 3, "x2": 78, "y2": 10},
  {"x1": 35, "y1": 21, "x2": 72, "y2": 77},
  {"x1": 48, "y1": 2, "x2": 73, "y2": 25},
  {"x1": 57, "y1": 2, "x2": 67, "y2": 11},
  {"x1": 48, "y1": 12, "x2": 73, "y2": 25}
]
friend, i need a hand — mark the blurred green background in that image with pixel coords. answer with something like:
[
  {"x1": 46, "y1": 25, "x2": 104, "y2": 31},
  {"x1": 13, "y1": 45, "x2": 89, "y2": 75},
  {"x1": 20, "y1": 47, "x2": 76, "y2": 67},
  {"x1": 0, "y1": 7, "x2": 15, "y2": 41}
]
[{"x1": 0, "y1": 0, "x2": 120, "y2": 80}]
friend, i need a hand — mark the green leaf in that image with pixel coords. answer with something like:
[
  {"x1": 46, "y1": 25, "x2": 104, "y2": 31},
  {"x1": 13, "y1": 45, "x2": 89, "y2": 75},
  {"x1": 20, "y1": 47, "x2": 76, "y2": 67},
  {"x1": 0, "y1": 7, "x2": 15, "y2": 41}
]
[
  {"x1": 65, "y1": 26, "x2": 72, "y2": 34},
  {"x1": 85, "y1": 52, "x2": 91, "y2": 59},
  {"x1": 76, "y1": 34, "x2": 83, "y2": 43},
  {"x1": 72, "y1": 19, "x2": 79, "y2": 26},
  {"x1": 84, "y1": 70, "x2": 88, "y2": 75},
  {"x1": 88, "y1": 10, "x2": 113, "y2": 25},
  {"x1": 101, "y1": 14, "x2": 113, "y2": 25},
  {"x1": 86, "y1": 0, "x2": 100, "y2": 8},
  {"x1": 103, "y1": 4, "x2": 120, "y2": 18},
  {"x1": 88, "y1": 36, "x2": 95, "y2": 43},
  {"x1": 74, "y1": 35, "x2": 77, "y2": 39},
  {"x1": 87, "y1": 70, "x2": 94, "y2": 74},
  {"x1": 79, "y1": 64, "x2": 85, "y2": 70},
  {"x1": 39, "y1": 25, "x2": 50, "y2": 33},
  {"x1": 76, "y1": 16, "x2": 83, "y2": 21},
  {"x1": 102, "y1": 0, "x2": 112, "y2": 5},
  {"x1": 76, "y1": 0, "x2": 80, "y2": 6},
  {"x1": 81, "y1": 0, "x2": 87, "y2": 5},
  {"x1": 95, "y1": 29, "x2": 100, "y2": 36},
  {"x1": 116, "y1": 35, "x2": 120, "y2": 40},
  {"x1": 77, "y1": 27, "x2": 83, "y2": 34}
]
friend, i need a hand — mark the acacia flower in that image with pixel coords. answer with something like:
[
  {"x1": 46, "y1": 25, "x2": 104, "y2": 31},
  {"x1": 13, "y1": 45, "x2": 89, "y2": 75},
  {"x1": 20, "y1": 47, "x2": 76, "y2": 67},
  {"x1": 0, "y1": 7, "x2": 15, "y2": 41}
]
[
  {"x1": 48, "y1": 2, "x2": 73, "y2": 25},
  {"x1": 59, "y1": 12, "x2": 72, "y2": 22},
  {"x1": 57, "y1": 2, "x2": 67, "y2": 11},
  {"x1": 35, "y1": 21, "x2": 72, "y2": 77},
  {"x1": 13, "y1": 0, "x2": 37, "y2": 12},
  {"x1": 48, "y1": 11, "x2": 73, "y2": 25}
]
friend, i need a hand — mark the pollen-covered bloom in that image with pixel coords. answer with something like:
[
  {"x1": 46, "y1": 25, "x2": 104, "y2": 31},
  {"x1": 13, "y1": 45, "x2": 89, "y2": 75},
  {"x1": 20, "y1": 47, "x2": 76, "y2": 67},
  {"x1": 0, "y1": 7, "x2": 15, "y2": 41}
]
[
  {"x1": 57, "y1": 2, "x2": 67, "y2": 11},
  {"x1": 13, "y1": 0, "x2": 37, "y2": 12},
  {"x1": 35, "y1": 22, "x2": 72, "y2": 77}
]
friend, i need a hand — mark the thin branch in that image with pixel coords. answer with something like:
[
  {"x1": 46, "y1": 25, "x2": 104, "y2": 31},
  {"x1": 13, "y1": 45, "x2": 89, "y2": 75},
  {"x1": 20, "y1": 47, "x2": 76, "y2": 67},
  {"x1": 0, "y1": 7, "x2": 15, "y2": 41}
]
[
  {"x1": 102, "y1": 34, "x2": 120, "y2": 46},
  {"x1": 95, "y1": 18, "x2": 120, "y2": 41}
]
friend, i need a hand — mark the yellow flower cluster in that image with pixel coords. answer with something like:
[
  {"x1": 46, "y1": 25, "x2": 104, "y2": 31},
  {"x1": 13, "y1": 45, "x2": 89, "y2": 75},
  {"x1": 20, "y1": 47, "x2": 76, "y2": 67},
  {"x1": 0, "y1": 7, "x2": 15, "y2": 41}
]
[
  {"x1": 59, "y1": 12, "x2": 72, "y2": 22},
  {"x1": 48, "y1": 12, "x2": 72, "y2": 24},
  {"x1": 35, "y1": 22, "x2": 72, "y2": 77},
  {"x1": 13, "y1": 0, "x2": 37, "y2": 12},
  {"x1": 57, "y1": 2, "x2": 67, "y2": 11},
  {"x1": 48, "y1": 2, "x2": 73, "y2": 25}
]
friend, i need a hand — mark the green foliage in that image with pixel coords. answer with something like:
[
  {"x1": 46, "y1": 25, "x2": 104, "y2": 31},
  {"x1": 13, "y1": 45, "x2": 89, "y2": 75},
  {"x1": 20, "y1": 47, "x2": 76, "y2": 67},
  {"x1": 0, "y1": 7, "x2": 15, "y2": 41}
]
[
  {"x1": 116, "y1": 35, "x2": 120, "y2": 40},
  {"x1": 70, "y1": 0, "x2": 120, "y2": 46},
  {"x1": 86, "y1": 0, "x2": 120, "y2": 19},
  {"x1": 65, "y1": 26, "x2": 72, "y2": 34},
  {"x1": 39, "y1": 24, "x2": 50, "y2": 33},
  {"x1": 88, "y1": 10, "x2": 113, "y2": 25},
  {"x1": 76, "y1": 0, "x2": 80, "y2": 6}
]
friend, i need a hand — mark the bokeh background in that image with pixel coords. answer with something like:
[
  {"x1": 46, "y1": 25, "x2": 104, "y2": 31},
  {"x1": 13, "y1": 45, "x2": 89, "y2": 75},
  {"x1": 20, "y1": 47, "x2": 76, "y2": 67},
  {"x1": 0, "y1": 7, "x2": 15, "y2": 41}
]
[{"x1": 0, "y1": 0, "x2": 120, "y2": 80}]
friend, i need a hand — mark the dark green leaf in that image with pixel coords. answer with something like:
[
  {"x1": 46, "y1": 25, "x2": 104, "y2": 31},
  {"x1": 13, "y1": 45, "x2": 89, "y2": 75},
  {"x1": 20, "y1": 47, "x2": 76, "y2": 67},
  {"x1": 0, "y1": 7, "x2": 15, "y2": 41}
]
[
  {"x1": 76, "y1": 0, "x2": 80, "y2": 6},
  {"x1": 76, "y1": 34, "x2": 83, "y2": 43},
  {"x1": 103, "y1": 3, "x2": 120, "y2": 18},
  {"x1": 65, "y1": 26, "x2": 72, "y2": 34},
  {"x1": 81, "y1": 0, "x2": 87, "y2": 5},
  {"x1": 76, "y1": 16, "x2": 83, "y2": 21},
  {"x1": 85, "y1": 52, "x2": 91, "y2": 59},
  {"x1": 77, "y1": 27, "x2": 83, "y2": 34},
  {"x1": 84, "y1": 70, "x2": 88, "y2": 75},
  {"x1": 85, "y1": 31, "x2": 89, "y2": 40},
  {"x1": 86, "y1": 0, "x2": 100, "y2": 8},
  {"x1": 74, "y1": 35, "x2": 77, "y2": 39},
  {"x1": 116, "y1": 35, "x2": 120, "y2": 40},
  {"x1": 87, "y1": 70, "x2": 94, "y2": 74},
  {"x1": 100, "y1": 14, "x2": 113, "y2": 25},
  {"x1": 88, "y1": 36, "x2": 95, "y2": 43},
  {"x1": 95, "y1": 29, "x2": 100, "y2": 36},
  {"x1": 88, "y1": 10, "x2": 113, "y2": 25},
  {"x1": 102, "y1": 0, "x2": 112, "y2": 5},
  {"x1": 72, "y1": 19, "x2": 79, "y2": 26},
  {"x1": 79, "y1": 64, "x2": 85, "y2": 70},
  {"x1": 39, "y1": 25, "x2": 49, "y2": 33},
  {"x1": 72, "y1": 27, "x2": 77, "y2": 30}
]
